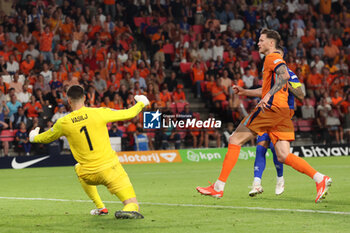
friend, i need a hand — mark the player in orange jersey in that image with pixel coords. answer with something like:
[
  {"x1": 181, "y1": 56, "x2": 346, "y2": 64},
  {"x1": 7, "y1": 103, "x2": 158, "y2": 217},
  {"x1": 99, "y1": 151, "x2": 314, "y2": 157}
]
[{"x1": 196, "y1": 29, "x2": 331, "y2": 203}]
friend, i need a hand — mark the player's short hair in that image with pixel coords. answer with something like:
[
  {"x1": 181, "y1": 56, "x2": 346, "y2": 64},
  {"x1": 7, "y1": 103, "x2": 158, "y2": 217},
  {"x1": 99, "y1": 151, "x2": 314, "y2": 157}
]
[
  {"x1": 261, "y1": 28, "x2": 281, "y2": 48},
  {"x1": 276, "y1": 45, "x2": 283, "y2": 52},
  {"x1": 67, "y1": 85, "x2": 85, "y2": 100}
]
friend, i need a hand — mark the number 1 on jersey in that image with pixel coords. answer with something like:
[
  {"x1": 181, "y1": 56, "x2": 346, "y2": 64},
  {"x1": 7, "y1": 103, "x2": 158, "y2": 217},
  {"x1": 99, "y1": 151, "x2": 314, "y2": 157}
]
[{"x1": 80, "y1": 126, "x2": 93, "y2": 151}]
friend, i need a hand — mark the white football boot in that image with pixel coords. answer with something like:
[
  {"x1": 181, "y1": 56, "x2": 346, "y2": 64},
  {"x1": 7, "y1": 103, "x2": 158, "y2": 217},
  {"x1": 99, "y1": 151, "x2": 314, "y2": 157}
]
[{"x1": 275, "y1": 177, "x2": 285, "y2": 195}]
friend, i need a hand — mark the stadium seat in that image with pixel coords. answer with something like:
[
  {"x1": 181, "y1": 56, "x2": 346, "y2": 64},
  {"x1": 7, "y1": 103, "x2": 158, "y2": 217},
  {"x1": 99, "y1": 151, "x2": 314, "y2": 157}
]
[
  {"x1": 0, "y1": 130, "x2": 17, "y2": 142},
  {"x1": 297, "y1": 119, "x2": 313, "y2": 132},
  {"x1": 146, "y1": 16, "x2": 154, "y2": 25},
  {"x1": 163, "y1": 44, "x2": 175, "y2": 54},
  {"x1": 170, "y1": 102, "x2": 177, "y2": 113},
  {"x1": 176, "y1": 102, "x2": 187, "y2": 113},
  {"x1": 134, "y1": 17, "x2": 146, "y2": 27},
  {"x1": 180, "y1": 62, "x2": 192, "y2": 73},
  {"x1": 292, "y1": 119, "x2": 299, "y2": 132},
  {"x1": 240, "y1": 61, "x2": 249, "y2": 68},
  {"x1": 223, "y1": 51, "x2": 229, "y2": 60},
  {"x1": 309, "y1": 98, "x2": 316, "y2": 107},
  {"x1": 193, "y1": 112, "x2": 200, "y2": 119},
  {"x1": 183, "y1": 34, "x2": 190, "y2": 42},
  {"x1": 192, "y1": 25, "x2": 203, "y2": 35},
  {"x1": 251, "y1": 51, "x2": 260, "y2": 62},
  {"x1": 159, "y1": 17, "x2": 167, "y2": 25}
]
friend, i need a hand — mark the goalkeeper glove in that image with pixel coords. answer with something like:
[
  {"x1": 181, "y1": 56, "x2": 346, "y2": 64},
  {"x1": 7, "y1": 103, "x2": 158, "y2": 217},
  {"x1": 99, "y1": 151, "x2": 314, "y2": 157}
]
[
  {"x1": 29, "y1": 127, "x2": 40, "y2": 142},
  {"x1": 134, "y1": 95, "x2": 150, "y2": 107}
]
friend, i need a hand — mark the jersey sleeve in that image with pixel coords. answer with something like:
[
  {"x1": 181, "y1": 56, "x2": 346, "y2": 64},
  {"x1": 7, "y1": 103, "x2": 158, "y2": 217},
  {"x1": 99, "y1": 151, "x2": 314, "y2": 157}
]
[
  {"x1": 266, "y1": 53, "x2": 286, "y2": 72},
  {"x1": 33, "y1": 118, "x2": 63, "y2": 143},
  {"x1": 98, "y1": 102, "x2": 145, "y2": 123}
]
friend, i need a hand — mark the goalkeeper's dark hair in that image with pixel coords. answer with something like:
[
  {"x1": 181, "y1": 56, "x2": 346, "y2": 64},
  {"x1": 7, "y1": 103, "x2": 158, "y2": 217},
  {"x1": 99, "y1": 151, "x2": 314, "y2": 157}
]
[
  {"x1": 67, "y1": 85, "x2": 85, "y2": 100},
  {"x1": 261, "y1": 28, "x2": 281, "y2": 48}
]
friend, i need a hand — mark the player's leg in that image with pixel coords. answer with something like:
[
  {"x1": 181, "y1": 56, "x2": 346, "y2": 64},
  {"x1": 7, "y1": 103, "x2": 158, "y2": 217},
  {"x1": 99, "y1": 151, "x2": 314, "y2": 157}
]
[
  {"x1": 273, "y1": 140, "x2": 332, "y2": 203},
  {"x1": 105, "y1": 163, "x2": 144, "y2": 219},
  {"x1": 249, "y1": 135, "x2": 269, "y2": 197},
  {"x1": 196, "y1": 122, "x2": 256, "y2": 198},
  {"x1": 270, "y1": 142, "x2": 284, "y2": 195},
  {"x1": 75, "y1": 164, "x2": 107, "y2": 215}
]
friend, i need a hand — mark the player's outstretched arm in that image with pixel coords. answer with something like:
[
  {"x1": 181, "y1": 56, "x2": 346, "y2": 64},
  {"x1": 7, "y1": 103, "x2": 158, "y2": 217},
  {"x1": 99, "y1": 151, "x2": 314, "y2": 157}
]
[
  {"x1": 288, "y1": 83, "x2": 305, "y2": 102},
  {"x1": 233, "y1": 85, "x2": 262, "y2": 97},
  {"x1": 29, "y1": 120, "x2": 63, "y2": 144},
  {"x1": 100, "y1": 95, "x2": 150, "y2": 123}
]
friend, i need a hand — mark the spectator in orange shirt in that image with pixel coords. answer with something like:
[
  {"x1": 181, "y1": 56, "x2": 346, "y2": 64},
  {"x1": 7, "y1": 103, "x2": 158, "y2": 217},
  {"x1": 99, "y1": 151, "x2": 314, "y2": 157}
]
[
  {"x1": 20, "y1": 55, "x2": 35, "y2": 75},
  {"x1": 191, "y1": 60, "x2": 207, "y2": 98},
  {"x1": 324, "y1": 39, "x2": 340, "y2": 59},
  {"x1": 112, "y1": 94, "x2": 124, "y2": 110},
  {"x1": 99, "y1": 26, "x2": 112, "y2": 44},
  {"x1": 159, "y1": 86, "x2": 172, "y2": 104},
  {"x1": 100, "y1": 96, "x2": 115, "y2": 108},
  {"x1": 60, "y1": 16, "x2": 75, "y2": 40},
  {"x1": 301, "y1": 30, "x2": 315, "y2": 49},
  {"x1": 173, "y1": 84, "x2": 186, "y2": 103},
  {"x1": 331, "y1": 34, "x2": 343, "y2": 47},
  {"x1": 138, "y1": 60, "x2": 150, "y2": 79},
  {"x1": 24, "y1": 95, "x2": 43, "y2": 119},
  {"x1": 211, "y1": 78, "x2": 228, "y2": 111},
  {"x1": 14, "y1": 35, "x2": 28, "y2": 53},
  {"x1": 307, "y1": 66, "x2": 323, "y2": 98},
  {"x1": 331, "y1": 91, "x2": 344, "y2": 107},
  {"x1": 39, "y1": 16, "x2": 59, "y2": 64}
]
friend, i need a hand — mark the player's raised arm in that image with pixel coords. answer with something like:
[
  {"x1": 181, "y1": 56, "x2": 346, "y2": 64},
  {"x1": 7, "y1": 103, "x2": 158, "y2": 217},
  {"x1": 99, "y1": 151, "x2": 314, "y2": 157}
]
[
  {"x1": 99, "y1": 95, "x2": 150, "y2": 123},
  {"x1": 29, "y1": 119, "x2": 63, "y2": 144}
]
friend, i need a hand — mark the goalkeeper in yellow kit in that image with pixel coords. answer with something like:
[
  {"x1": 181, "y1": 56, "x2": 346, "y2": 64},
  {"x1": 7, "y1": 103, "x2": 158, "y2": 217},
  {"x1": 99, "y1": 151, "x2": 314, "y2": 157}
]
[{"x1": 29, "y1": 85, "x2": 149, "y2": 219}]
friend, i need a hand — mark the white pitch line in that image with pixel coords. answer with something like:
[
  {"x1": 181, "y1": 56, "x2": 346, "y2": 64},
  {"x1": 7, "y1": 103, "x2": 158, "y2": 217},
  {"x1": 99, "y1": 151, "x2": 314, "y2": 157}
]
[{"x1": 0, "y1": 196, "x2": 349, "y2": 216}]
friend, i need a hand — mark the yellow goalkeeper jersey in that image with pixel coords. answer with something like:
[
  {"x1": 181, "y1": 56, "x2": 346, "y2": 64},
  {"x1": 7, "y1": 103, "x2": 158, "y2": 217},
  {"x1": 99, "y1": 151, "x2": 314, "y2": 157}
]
[{"x1": 33, "y1": 102, "x2": 144, "y2": 174}]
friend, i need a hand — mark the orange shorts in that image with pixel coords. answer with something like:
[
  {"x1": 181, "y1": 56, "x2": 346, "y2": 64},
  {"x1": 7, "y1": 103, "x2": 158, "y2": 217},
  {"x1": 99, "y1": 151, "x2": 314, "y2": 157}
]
[{"x1": 243, "y1": 107, "x2": 294, "y2": 145}]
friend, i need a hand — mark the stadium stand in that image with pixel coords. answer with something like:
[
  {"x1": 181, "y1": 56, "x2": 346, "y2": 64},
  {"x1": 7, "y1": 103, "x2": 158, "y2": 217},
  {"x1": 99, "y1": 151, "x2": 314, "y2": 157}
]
[{"x1": 0, "y1": 0, "x2": 348, "y2": 155}]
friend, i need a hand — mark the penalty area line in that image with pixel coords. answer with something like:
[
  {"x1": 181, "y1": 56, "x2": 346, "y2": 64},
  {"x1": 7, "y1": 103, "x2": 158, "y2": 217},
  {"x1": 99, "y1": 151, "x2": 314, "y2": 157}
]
[{"x1": 0, "y1": 196, "x2": 349, "y2": 216}]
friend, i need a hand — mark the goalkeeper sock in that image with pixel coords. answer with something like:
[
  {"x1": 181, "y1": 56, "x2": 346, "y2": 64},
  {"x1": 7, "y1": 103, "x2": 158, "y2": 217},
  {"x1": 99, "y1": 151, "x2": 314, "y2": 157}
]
[{"x1": 122, "y1": 203, "x2": 139, "y2": 212}]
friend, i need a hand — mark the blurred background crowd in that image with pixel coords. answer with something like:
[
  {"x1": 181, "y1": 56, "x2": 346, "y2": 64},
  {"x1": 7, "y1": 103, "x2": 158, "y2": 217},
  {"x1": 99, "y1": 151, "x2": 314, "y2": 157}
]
[{"x1": 0, "y1": 0, "x2": 348, "y2": 155}]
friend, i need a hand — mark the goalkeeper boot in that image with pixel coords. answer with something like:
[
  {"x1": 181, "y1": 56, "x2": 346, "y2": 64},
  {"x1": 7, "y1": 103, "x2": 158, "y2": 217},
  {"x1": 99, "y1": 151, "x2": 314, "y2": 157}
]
[
  {"x1": 115, "y1": 211, "x2": 144, "y2": 219},
  {"x1": 90, "y1": 207, "x2": 108, "y2": 215}
]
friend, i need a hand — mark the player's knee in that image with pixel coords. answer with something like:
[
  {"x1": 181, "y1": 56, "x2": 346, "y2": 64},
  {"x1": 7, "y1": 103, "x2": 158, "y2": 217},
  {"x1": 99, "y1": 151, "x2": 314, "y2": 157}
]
[
  {"x1": 228, "y1": 133, "x2": 242, "y2": 146},
  {"x1": 277, "y1": 155, "x2": 286, "y2": 163}
]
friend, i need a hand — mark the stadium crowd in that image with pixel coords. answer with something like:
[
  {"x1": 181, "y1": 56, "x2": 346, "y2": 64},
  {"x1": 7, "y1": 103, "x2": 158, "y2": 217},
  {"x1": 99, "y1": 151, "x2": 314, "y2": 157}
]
[{"x1": 0, "y1": 0, "x2": 348, "y2": 155}]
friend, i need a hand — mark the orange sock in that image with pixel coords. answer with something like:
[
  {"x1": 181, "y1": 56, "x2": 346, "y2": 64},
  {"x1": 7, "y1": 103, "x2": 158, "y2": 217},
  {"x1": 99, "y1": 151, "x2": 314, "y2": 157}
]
[
  {"x1": 218, "y1": 144, "x2": 241, "y2": 182},
  {"x1": 284, "y1": 153, "x2": 317, "y2": 179}
]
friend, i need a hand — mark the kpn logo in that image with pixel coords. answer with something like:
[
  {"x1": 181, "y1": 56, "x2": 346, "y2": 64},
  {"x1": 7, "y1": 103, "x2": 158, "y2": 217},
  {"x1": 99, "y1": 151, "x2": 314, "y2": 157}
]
[{"x1": 143, "y1": 110, "x2": 161, "y2": 129}]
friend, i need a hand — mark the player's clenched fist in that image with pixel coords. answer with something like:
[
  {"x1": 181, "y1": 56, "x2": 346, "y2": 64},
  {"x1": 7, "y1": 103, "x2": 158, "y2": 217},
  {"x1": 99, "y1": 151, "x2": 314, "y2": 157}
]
[
  {"x1": 134, "y1": 95, "x2": 150, "y2": 106},
  {"x1": 232, "y1": 85, "x2": 245, "y2": 96},
  {"x1": 29, "y1": 127, "x2": 40, "y2": 142}
]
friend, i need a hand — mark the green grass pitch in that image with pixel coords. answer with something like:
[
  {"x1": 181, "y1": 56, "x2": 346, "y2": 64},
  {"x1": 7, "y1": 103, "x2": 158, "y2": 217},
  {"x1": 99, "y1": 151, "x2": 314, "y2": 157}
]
[{"x1": 0, "y1": 156, "x2": 349, "y2": 233}]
